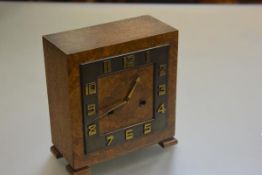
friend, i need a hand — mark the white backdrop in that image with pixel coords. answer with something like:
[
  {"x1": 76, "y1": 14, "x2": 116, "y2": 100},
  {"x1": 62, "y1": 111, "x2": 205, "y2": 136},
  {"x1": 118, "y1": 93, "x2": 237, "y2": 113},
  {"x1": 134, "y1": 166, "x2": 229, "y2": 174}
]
[{"x1": 0, "y1": 2, "x2": 262, "y2": 175}]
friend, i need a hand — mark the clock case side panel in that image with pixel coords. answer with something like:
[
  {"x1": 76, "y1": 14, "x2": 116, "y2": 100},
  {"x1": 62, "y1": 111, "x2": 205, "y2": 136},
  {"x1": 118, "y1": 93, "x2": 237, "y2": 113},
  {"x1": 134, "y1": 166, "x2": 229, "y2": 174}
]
[
  {"x1": 68, "y1": 31, "x2": 178, "y2": 169},
  {"x1": 167, "y1": 31, "x2": 178, "y2": 138},
  {"x1": 43, "y1": 38, "x2": 74, "y2": 165}
]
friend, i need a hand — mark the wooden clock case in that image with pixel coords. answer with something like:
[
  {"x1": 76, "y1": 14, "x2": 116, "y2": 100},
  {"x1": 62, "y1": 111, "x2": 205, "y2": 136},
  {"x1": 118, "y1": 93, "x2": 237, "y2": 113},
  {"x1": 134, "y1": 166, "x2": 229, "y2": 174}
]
[{"x1": 43, "y1": 15, "x2": 178, "y2": 175}]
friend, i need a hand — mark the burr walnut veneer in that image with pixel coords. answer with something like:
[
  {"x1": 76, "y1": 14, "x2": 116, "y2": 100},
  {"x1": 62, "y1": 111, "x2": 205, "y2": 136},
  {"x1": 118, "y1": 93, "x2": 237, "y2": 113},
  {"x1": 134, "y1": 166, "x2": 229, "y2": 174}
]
[{"x1": 43, "y1": 15, "x2": 178, "y2": 175}]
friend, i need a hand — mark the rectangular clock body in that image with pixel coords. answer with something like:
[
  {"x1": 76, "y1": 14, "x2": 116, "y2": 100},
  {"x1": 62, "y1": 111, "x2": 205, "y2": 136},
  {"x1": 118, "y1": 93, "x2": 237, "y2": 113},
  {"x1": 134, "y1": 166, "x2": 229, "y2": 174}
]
[{"x1": 43, "y1": 15, "x2": 178, "y2": 172}]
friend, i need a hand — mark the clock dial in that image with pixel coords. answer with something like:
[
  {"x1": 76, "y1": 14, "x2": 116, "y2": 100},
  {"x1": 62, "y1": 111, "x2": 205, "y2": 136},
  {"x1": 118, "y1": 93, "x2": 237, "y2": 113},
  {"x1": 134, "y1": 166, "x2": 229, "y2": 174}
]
[
  {"x1": 80, "y1": 44, "x2": 169, "y2": 153},
  {"x1": 98, "y1": 64, "x2": 153, "y2": 134}
]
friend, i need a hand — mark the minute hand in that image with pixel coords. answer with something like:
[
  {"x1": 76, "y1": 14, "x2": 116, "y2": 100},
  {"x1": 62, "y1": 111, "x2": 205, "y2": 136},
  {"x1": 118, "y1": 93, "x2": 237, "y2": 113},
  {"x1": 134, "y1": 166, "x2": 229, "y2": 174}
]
[{"x1": 126, "y1": 76, "x2": 141, "y2": 101}]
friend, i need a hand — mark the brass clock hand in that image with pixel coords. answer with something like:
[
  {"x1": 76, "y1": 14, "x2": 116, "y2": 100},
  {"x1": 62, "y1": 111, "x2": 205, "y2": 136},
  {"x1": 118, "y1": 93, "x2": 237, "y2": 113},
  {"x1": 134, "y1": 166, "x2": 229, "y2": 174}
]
[
  {"x1": 126, "y1": 76, "x2": 141, "y2": 101},
  {"x1": 101, "y1": 100, "x2": 128, "y2": 117},
  {"x1": 91, "y1": 100, "x2": 128, "y2": 123},
  {"x1": 90, "y1": 76, "x2": 140, "y2": 123}
]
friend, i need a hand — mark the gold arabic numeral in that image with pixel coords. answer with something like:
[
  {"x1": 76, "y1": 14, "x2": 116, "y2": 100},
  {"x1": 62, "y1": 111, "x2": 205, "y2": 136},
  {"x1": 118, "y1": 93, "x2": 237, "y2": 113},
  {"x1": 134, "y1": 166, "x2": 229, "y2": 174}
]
[
  {"x1": 124, "y1": 55, "x2": 135, "y2": 68},
  {"x1": 88, "y1": 124, "x2": 97, "y2": 136},
  {"x1": 159, "y1": 64, "x2": 167, "y2": 76},
  {"x1": 144, "y1": 123, "x2": 152, "y2": 135},
  {"x1": 87, "y1": 104, "x2": 96, "y2": 116},
  {"x1": 104, "y1": 60, "x2": 111, "y2": 73},
  {"x1": 106, "y1": 135, "x2": 114, "y2": 146},
  {"x1": 125, "y1": 129, "x2": 134, "y2": 140},
  {"x1": 85, "y1": 82, "x2": 96, "y2": 95},
  {"x1": 157, "y1": 104, "x2": 166, "y2": 114},
  {"x1": 158, "y1": 84, "x2": 166, "y2": 96}
]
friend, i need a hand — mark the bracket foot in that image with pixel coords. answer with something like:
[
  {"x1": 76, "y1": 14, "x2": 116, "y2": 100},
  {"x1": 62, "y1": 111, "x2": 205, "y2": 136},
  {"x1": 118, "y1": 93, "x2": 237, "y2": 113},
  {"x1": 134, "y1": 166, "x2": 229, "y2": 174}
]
[
  {"x1": 50, "y1": 145, "x2": 63, "y2": 159},
  {"x1": 159, "y1": 137, "x2": 178, "y2": 148},
  {"x1": 66, "y1": 165, "x2": 90, "y2": 175}
]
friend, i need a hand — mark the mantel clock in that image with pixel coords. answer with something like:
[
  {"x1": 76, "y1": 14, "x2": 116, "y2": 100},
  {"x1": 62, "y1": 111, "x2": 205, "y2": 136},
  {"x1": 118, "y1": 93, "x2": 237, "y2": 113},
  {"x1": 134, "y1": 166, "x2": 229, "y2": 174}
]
[{"x1": 43, "y1": 15, "x2": 178, "y2": 175}]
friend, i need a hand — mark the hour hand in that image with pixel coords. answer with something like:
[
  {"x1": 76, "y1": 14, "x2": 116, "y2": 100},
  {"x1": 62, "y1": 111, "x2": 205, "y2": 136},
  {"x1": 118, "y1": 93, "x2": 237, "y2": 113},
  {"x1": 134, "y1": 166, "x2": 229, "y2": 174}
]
[
  {"x1": 126, "y1": 76, "x2": 141, "y2": 101},
  {"x1": 101, "y1": 100, "x2": 128, "y2": 117},
  {"x1": 91, "y1": 100, "x2": 127, "y2": 123}
]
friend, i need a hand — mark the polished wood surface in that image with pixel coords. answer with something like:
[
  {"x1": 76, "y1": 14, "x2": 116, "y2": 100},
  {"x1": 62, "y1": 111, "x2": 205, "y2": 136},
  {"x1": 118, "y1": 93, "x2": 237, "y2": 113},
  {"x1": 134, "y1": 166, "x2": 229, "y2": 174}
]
[
  {"x1": 98, "y1": 64, "x2": 153, "y2": 134},
  {"x1": 44, "y1": 15, "x2": 176, "y2": 55},
  {"x1": 43, "y1": 15, "x2": 178, "y2": 173},
  {"x1": 50, "y1": 145, "x2": 63, "y2": 159},
  {"x1": 159, "y1": 137, "x2": 178, "y2": 148},
  {"x1": 43, "y1": 38, "x2": 74, "y2": 165},
  {"x1": 66, "y1": 165, "x2": 90, "y2": 175}
]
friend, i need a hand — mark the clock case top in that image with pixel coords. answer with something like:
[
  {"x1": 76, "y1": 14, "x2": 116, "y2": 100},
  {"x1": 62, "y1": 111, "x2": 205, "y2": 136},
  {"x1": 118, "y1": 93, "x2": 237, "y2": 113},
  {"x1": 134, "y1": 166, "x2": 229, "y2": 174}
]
[{"x1": 43, "y1": 15, "x2": 178, "y2": 170}]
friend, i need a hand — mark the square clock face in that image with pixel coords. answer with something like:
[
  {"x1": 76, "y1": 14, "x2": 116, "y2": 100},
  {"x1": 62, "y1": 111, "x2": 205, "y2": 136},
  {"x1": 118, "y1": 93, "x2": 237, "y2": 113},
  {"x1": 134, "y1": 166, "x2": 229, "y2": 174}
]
[{"x1": 80, "y1": 44, "x2": 169, "y2": 154}]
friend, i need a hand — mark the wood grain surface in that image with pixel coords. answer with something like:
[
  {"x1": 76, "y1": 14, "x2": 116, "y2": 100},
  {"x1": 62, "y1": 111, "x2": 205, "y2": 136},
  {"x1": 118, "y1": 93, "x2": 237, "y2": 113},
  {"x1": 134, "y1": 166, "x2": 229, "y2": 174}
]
[
  {"x1": 98, "y1": 64, "x2": 153, "y2": 134},
  {"x1": 43, "y1": 15, "x2": 178, "y2": 171}
]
